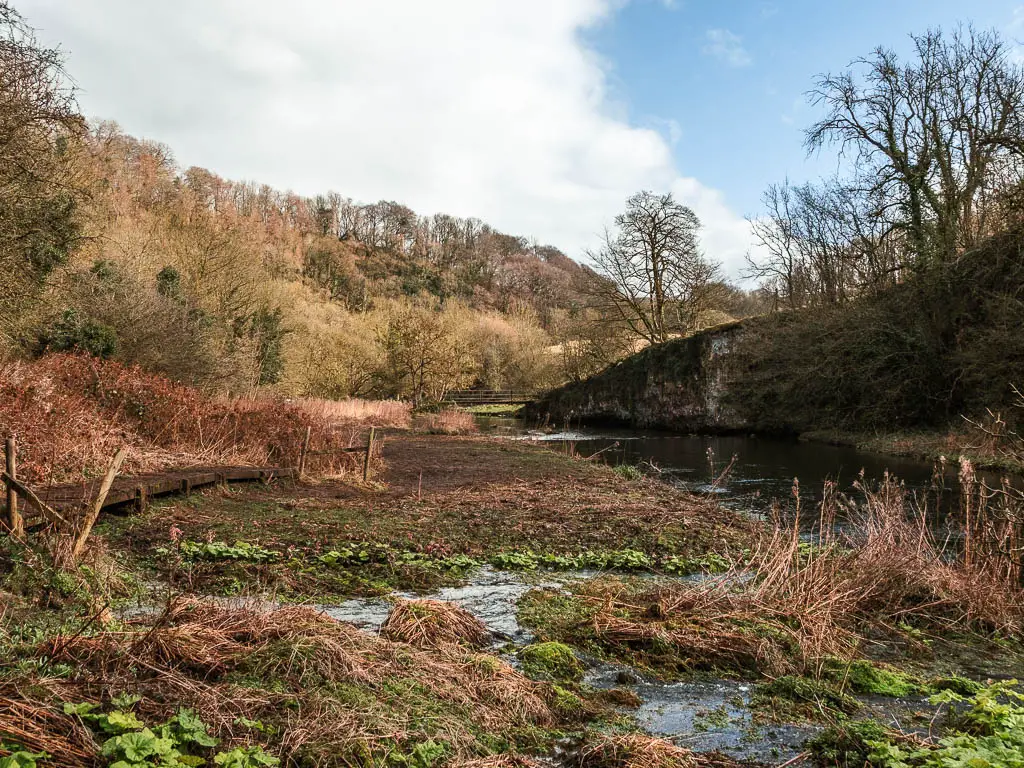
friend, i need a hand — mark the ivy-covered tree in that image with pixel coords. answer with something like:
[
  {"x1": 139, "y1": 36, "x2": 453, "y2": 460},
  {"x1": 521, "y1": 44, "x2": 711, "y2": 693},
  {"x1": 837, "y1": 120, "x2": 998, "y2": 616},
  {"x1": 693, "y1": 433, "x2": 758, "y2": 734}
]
[{"x1": 0, "y1": 3, "x2": 84, "y2": 344}]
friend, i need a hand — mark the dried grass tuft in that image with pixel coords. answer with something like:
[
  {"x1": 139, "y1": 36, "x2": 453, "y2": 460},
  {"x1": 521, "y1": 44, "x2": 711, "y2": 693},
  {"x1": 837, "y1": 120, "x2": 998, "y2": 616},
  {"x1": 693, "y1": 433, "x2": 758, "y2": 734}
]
[
  {"x1": 0, "y1": 690, "x2": 100, "y2": 768},
  {"x1": 578, "y1": 733, "x2": 738, "y2": 768},
  {"x1": 381, "y1": 599, "x2": 491, "y2": 649},
  {"x1": 293, "y1": 397, "x2": 411, "y2": 429},
  {"x1": 450, "y1": 756, "x2": 543, "y2": 768}
]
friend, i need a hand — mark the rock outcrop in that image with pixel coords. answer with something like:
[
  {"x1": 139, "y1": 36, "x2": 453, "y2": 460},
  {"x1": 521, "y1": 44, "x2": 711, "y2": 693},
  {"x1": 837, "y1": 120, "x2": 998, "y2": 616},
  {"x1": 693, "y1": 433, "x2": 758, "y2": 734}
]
[{"x1": 526, "y1": 321, "x2": 750, "y2": 432}]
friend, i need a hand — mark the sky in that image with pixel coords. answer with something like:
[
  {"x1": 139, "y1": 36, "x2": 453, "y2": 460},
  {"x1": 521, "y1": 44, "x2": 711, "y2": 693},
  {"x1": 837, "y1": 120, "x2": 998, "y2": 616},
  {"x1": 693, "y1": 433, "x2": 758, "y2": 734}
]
[{"x1": 16, "y1": 0, "x2": 1024, "y2": 279}]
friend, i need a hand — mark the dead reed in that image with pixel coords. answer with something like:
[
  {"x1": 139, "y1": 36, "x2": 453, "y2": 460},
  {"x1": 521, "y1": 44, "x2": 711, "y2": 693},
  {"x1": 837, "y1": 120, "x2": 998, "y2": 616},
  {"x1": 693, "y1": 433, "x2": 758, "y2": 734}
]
[
  {"x1": 585, "y1": 465, "x2": 1024, "y2": 677},
  {"x1": 293, "y1": 397, "x2": 412, "y2": 429},
  {"x1": 417, "y1": 409, "x2": 478, "y2": 435}
]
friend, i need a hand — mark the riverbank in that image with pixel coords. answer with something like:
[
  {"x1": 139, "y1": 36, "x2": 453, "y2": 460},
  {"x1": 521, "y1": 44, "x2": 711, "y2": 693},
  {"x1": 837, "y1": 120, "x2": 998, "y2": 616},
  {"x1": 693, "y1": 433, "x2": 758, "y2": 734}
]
[
  {"x1": 800, "y1": 428, "x2": 1024, "y2": 477},
  {"x1": 5, "y1": 431, "x2": 1024, "y2": 768}
]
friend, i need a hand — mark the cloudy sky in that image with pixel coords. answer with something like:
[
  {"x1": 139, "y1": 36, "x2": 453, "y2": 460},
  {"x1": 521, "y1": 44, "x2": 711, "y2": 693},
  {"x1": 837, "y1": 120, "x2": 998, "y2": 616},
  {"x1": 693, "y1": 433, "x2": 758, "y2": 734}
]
[{"x1": 17, "y1": 0, "x2": 1024, "y2": 277}]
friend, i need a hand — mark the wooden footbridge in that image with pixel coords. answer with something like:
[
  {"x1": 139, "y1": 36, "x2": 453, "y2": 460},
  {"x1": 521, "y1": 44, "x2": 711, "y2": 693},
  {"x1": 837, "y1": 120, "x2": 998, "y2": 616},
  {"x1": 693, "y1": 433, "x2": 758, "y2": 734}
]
[
  {"x1": 7, "y1": 465, "x2": 295, "y2": 529},
  {"x1": 442, "y1": 390, "x2": 534, "y2": 406},
  {"x1": 2, "y1": 428, "x2": 378, "y2": 533}
]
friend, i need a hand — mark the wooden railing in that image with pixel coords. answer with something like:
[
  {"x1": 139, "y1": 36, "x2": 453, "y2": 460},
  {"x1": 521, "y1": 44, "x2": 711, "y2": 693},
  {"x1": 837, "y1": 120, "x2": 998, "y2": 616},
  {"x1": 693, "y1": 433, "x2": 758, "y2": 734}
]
[{"x1": 442, "y1": 390, "x2": 533, "y2": 405}]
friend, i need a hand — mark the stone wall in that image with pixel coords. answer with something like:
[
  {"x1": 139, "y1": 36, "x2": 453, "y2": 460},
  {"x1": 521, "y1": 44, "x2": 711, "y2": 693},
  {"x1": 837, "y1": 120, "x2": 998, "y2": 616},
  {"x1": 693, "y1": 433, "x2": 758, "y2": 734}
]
[{"x1": 525, "y1": 321, "x2": 750, "y2": 432}]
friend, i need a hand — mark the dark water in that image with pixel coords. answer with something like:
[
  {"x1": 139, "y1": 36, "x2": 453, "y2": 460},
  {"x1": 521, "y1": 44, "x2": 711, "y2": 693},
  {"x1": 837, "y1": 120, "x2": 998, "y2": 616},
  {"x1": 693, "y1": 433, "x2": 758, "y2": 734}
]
[{"x1": 477, "y1": 418, "x2": 1009, "y2": 516}]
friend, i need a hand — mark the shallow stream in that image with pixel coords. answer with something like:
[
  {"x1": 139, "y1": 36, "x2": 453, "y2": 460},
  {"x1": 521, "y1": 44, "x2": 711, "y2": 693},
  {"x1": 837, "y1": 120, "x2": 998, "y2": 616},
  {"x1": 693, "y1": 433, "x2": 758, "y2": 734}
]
[{"x1": 322, "y1": 567, "x2": 938, "y2": 765}]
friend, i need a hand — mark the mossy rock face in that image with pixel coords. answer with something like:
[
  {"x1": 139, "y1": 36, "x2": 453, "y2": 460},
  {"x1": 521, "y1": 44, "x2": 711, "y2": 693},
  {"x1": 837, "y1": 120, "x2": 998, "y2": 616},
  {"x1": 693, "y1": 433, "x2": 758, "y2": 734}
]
[
  {"x1": 823, "y1": 659, "x2": 924, "y2": 697},
  {"x1": 519, "y1": 642, "x2": 584, "y2": 683}
]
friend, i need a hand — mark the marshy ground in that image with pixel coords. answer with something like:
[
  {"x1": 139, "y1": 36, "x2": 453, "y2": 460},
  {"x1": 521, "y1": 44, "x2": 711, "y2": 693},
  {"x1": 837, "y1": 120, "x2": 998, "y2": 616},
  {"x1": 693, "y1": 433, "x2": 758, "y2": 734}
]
[{"x1": 4, "y1": 432, "x2": 1024, "y2": 768}]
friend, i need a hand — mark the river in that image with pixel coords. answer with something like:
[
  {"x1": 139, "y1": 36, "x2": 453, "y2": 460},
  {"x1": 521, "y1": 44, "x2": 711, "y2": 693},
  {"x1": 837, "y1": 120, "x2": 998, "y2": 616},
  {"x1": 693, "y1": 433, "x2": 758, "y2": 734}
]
[{"x1": 477, "y1": 417, "x2": 1009, "y2": 521}]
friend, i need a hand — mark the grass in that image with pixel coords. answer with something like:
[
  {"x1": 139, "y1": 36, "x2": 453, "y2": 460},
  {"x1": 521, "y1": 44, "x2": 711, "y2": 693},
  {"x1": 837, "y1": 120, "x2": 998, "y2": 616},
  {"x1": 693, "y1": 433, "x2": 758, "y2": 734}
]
[
  {"x1": 518, "y1": 465, "x2": 1024, "y2": 692},
  {"x1": 12, "y1": 423, "x2": 1024, "y2": 764},
  {"x1": 460, "y1": 404, "x2": 525, "y2": 417},
  {"x1": 99, "y1": 436, "x2": 749, "y2": 598},
  {"x1": 752, "y1": 675, "x2": 860, "y2": 721}
]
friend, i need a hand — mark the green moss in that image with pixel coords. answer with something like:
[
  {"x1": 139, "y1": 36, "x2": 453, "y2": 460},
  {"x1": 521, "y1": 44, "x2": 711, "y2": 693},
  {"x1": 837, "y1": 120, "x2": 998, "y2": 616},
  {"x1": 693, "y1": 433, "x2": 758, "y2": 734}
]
[
  {"x1": 550, "y1": 685, "x2": 586, "y2": 718},
  {"x1": 823, "y1": 659, "x2": 924, "y2": 697},
  {"x1": 753, "y1": 675, "x2": 860, "y2": 722},
  {"x1": 519, "y1": 642, "x2": 584, "y2": 683},
  {"x1": 806, "y1": 720, "x2": 889, "y2": 768},
  {"x1": 516, "y1": 590, "x2": 598, "y2": 649},
  {"x1": 927, "y1": 676, "x2": 985, "y2": 697}
]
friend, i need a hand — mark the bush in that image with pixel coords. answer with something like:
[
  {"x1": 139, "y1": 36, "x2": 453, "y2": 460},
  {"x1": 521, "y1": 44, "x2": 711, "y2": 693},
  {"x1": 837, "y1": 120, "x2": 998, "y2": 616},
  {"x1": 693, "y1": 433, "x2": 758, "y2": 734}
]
[
  {"x1": 39, "y1": 309, "x2": 118, "y2": 358},
  {"x1": 0, "y1": 353, "x2": 367, "y2": 484}
]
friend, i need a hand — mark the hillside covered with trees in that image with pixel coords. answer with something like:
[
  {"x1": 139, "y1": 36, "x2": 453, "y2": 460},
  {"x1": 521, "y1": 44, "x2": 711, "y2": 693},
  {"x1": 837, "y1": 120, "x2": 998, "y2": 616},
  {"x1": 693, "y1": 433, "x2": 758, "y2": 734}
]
[{"x1": 0, "y1": 2, "x2": 761, "y2": 405}]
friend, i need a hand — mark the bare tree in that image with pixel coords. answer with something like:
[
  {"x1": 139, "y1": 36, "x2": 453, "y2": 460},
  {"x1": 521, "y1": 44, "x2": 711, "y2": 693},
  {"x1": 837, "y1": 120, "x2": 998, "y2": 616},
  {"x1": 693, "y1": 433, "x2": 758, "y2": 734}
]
[
  {"x1": 585, "y1": 191, "x2": 719, "y2": 344},
  {"x1": 747, "y1": 180, "x2": 902, "y2": 307},
  {"x1": 807, "y1": 26, "x2": 1024, "y2": 265}
]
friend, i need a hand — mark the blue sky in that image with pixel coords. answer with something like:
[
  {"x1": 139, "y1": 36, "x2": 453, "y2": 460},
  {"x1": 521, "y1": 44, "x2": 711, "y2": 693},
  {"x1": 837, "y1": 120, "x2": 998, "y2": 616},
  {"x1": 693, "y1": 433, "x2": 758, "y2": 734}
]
[
  {"x1": 18, "y1": 0, "x2": 1024, "y2": 276},
  {"x1": 590, "y1": 0, "x2": 1023, "y2": 217}
]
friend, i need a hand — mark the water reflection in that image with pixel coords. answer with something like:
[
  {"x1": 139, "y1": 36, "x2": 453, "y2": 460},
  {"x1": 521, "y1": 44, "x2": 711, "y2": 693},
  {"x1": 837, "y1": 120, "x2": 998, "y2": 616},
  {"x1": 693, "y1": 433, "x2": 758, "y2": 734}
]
[{"x1": 477, "y1": 417, "x2": 1010, "y2": 520}]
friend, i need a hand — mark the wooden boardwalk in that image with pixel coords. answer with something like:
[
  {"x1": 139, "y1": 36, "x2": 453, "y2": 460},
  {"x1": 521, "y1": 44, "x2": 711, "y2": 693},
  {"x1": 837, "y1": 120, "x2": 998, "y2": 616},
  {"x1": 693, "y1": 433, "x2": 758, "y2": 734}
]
[{"x1": 20, "y1": 465, "x2": 295, "y2": 526}]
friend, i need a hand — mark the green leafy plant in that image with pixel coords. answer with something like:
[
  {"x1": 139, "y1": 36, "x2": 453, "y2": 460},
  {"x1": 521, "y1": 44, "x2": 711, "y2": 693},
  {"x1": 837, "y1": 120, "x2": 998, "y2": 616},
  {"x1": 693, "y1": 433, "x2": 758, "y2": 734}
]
[
  {"x1": 865, "y1": 680, "x2": 1024, "y2": 767},
  {"x1": 386, "y1": 740, "x2": 446, "y2": 768},
  {"x1": 171, "y1": 540, "x2": 280, "y2": 564},
  {"x1": 212, "y1": 747, "x2": 279, "y2": 768},
  {"x1": 0, "y1": 748, "x2": 48, "y2": 768},
  {"x1": 102, "y1": 728, "x2": 181, "y2": 768},
  {"x1": 613, "y1": 464, "x2": 643, "y2": 481},
  {"x1": 662, "y1": 552, "x2": 731, "y2": 575},
  {"x1": 63, "y1": 702, "x2": 146, "y2": 734},
  {"x1": 63, "y1": 701, "x2": 277, "y2": 768}
]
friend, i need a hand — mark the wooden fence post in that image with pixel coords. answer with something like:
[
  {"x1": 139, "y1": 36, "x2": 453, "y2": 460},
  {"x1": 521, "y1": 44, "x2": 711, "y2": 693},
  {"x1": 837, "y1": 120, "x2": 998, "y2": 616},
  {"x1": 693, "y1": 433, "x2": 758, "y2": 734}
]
[
  {"x1": 297, "y1": 426, "x2": 312, "y2": 479},
  {"x1": 363, "y1": 427, "x2": 376, "y2": 482},
  {"x1": 4, "y1": 435, "x2": 22, "y2": 537}
]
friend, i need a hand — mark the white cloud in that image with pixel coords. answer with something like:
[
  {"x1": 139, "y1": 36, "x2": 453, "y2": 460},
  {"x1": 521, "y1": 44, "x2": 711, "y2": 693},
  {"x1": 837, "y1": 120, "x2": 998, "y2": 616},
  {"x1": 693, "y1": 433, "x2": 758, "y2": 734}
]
[
  {"x1": 703, "y1": 28, "x2": 753, "y2": 68},
  {"x1": 21, "y1": 0, "x2": 756, "y2": 278}
]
